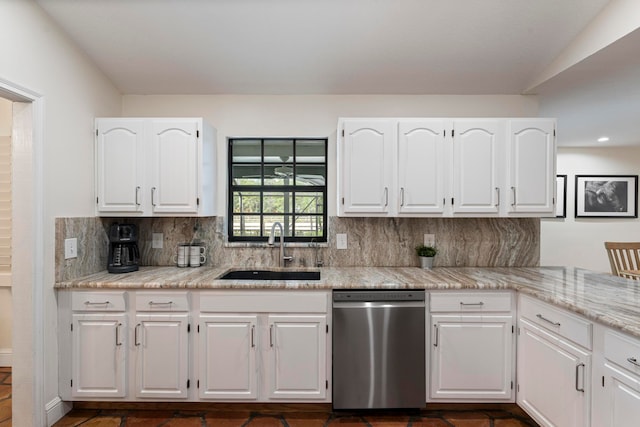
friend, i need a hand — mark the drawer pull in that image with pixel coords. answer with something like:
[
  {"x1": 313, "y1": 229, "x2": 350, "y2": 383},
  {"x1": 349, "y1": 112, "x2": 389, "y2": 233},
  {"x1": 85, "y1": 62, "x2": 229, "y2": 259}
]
[
  {"x1": 251, "y1": 325, "x2": 256, "y2": 348},
  {"x1": 460, "y1": 302, "x2": 484, "y2": 307},
  {"x1": 536, "y1": 313, "x2": 561, "y2": 327},
  {"x1": 148, "y1": 301, "x2": 173, "y2": 306},
  {"x1": 270, "y1": 324, "x2": 274, "y2": 347},
  {"x1": 84, "y1": 301, "x2": 109, "y2": 306},
  {"x1": 627, "y1": 357, "x2": 640, "y2": 367},
  {"x1": 575, "y1": 363, "x2": 585, "y2": 392}
]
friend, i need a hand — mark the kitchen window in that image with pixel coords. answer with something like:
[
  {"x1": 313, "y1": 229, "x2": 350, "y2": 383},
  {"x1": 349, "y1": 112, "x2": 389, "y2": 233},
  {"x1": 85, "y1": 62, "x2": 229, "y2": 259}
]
[{"x1": 228, "y1": 138, "x2": 327, "y2": 242}]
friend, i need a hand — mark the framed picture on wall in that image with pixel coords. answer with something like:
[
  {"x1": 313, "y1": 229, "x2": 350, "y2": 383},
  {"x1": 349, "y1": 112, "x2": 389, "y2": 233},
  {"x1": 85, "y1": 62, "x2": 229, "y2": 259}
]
[
  {"x1": 575, "y1": 175, "x2": 638, "y2": 218},
  {"x1": 556, "y1": 175, "x2": 567, "y2": 218}
]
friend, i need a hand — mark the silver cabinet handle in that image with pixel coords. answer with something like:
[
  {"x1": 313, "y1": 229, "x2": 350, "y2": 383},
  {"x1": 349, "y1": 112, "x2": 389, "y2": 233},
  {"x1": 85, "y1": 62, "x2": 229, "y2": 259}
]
[
  {"x1": 84, "y1": 300, "x2": 109, "y2": 306},
  {"x1": 400, "y1": 187, "x2": 405, "y2": 206},
  {"x1": 148, "y1": 301, "x2": 173, "y2": 306},
  {"x1": 115, "y1": 322, "x2": 122, "y2": 346},
  {"x1": 251, "y1": 325, "x2": 255, "y2": 348},
  {"x1": 433, "y1": 324, "x2": 439, "y2": 347},
  {"x1": 269, "y1": 324, "x2": 274, "y2": 347},
  {"x1": 151, "y1": 187, "x2": 157, "y2": 206},
  {"x1": 134, "y1": 323, "x2": 141, "y2": 346},
  {"x1": 495, "y1": 187, "x2": 500, "y2": 207},
  {"x1": 575, "y1": 363, "x2": 585, "y2": 392},
  {"x1": 511, "y1": 186, "x2": 516, "y2": 206},
  {"x1": 384, "y1": 187, "x2": 389, "y2": 207},
  {"x1": 536, "y1": 313, "x2": 561, "y2": 327},
  {"x1": 135, "y1": 186, "x2": 140, "y2": 206},
  {"x1": 627, "y1": 357, "x2": 640, "y2": 367},
  {"x1": 460, "y1": 302, "x2": 484, "y2": 307}
]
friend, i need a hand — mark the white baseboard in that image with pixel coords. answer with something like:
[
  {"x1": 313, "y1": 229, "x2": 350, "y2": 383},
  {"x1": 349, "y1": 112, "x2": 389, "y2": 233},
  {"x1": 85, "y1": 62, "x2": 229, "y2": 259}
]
[
  {"x1": 0, "y1": 348, "x2": 11, "y2": 367},
  {"x1": 46, "y1": 397, "x2": 72, "y2": 427}
]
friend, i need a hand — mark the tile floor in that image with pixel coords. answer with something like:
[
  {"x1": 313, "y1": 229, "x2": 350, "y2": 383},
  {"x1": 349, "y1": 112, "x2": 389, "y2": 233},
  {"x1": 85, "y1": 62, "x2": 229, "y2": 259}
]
[
  {"x1": 53, "y1": 402, "x2": 539, "y2": 427},
  {"x1": 0, "y1": 367, "x2": 10, "y2": 427},
  {"x1": 0, "y1": 368, "x2": 539, "y2": 427}
]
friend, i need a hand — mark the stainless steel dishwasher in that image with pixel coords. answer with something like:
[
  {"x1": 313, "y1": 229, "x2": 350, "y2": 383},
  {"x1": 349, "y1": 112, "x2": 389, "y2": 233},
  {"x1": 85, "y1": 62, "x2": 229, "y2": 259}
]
[{"x1": 332, "y1": 290, "x2": 425, "y2": 409}]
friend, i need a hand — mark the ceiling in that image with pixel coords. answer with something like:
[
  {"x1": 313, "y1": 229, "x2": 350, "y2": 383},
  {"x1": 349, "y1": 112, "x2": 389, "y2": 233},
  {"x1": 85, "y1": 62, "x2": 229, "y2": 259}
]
[{"x1": 34, "y1": 0, "x2": 640, "y2": 147}]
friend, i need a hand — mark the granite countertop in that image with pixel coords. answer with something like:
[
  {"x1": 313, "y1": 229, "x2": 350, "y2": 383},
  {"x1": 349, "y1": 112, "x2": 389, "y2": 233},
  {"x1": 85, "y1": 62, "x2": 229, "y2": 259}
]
[{"x1": 56, "y1": 266, "x2": 640, "y2": 339}]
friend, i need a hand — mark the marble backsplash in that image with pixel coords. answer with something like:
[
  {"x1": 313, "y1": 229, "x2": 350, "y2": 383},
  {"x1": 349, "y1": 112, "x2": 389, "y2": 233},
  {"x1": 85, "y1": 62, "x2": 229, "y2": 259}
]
[{"x1": 56, "y1": 216, "x2": 539, "y2": 282}]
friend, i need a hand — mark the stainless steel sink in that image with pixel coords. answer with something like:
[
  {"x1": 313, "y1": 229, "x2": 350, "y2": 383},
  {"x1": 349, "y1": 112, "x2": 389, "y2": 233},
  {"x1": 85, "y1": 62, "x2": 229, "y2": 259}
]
[{"x1": 218, "y1": 269, "x2": 321, "y2": 280}]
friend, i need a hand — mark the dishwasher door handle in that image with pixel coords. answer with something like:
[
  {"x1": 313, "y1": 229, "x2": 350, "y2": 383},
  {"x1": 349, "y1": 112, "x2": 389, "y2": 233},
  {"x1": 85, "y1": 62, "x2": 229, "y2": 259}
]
[{"x1": 333, "y1": 301, "x2": 425, "y2": 309}]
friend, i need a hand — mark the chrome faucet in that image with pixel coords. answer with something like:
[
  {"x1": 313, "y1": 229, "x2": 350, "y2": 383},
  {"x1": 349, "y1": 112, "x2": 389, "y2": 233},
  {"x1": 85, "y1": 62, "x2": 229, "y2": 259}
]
[{"x1": 268, "y1": 222, "x2": 293, "y2": 267}]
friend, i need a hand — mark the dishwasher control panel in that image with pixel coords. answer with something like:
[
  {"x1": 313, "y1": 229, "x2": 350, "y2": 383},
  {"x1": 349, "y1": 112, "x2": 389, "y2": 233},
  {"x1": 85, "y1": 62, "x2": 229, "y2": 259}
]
[{"x1": 333, "y1": 289, "x2": 425, "y2": 302}]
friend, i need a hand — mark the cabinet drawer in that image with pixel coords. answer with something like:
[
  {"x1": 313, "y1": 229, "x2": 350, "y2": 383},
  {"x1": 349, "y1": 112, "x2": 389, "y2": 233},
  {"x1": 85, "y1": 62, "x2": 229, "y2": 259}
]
[
  {"x1": 71, "y1": 291, "x2": 126, "y2": 312},
  {"x1": 199, "y1": 291, "x2": 328, "y2": 313},
  {"x1": 519, "y1": 295, "x2": 592, "y2": 349},
  {"x1": 135, "y1": 292, "x2": 189, "y2": 311},
  {"x1": 430, "y1": 291, "x2": 512, "y2": 312},
  {"x1": 605, "y1": 329, "x2": 640, "y2": 375}
]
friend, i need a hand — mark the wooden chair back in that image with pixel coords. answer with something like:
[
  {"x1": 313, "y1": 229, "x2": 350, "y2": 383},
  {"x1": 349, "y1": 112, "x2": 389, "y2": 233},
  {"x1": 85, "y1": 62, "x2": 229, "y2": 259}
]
[{"x1": 604, "y1": 242, "x2": 640, "y2": 280}]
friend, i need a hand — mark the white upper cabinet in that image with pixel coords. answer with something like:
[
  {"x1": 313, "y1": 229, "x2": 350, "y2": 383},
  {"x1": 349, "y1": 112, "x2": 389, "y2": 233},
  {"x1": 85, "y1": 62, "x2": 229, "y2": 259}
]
[
  {"x1": 398, "y1": 120, "x2": 447, "y2": 215},
  {"x1": 95, "y1": 119, "x2": 145, "y2": 214},
  {"x1": 337, "y1": 117, "x2": 556, "y2": 217},
  {"x1": 339, "y1": 120, "x2": 396, "y2": 215},
  {"x1": 95, "y1": 117, "x2": 216, "y2": 217},
  {"x1": 451, "y1": 120, "x2": 502, "y2": 215},
  {"x1": 507, "y1": 119, "x2": 556, "y2": 215}
]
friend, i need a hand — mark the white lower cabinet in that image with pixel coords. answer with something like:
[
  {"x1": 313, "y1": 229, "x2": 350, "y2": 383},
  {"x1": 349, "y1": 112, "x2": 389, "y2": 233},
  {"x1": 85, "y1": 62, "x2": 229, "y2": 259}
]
[
  {"x1": 72, "y1": 313, "x2": 127, "y2": 398},
  {"x1": 198, "y1": 314, "x2": 258, "y2": 399},
  {"x1": 429, "y1": 291, "x2": 515, "y2": 402},
  {"x1": 517, "y1": 296, "x2": 592, "y2": 427},
  {"x1": 197, "y1": 291, "x2": 330, "y2": 402},
  {"x1": 133, "y1": 292, "x2": 191, "y2": 399},
  {"x1": 592, "y1": 325, "x2": 640, "y2": 427}
]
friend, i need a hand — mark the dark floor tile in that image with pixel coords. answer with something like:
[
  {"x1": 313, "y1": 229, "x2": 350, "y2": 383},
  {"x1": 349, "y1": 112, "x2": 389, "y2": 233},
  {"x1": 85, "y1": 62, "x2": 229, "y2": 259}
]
[
  {"x1": 51, "y1": 409, "x2": 101, "y2": 427},
  {"x1": 365, "y1": 415, "x2": 411, "y2": 426},
  {"x1": 244, "y1": 415, "x2": 285, "y2": 426},
  {"x1": 494, "y1": 420, "x2": 537, "y2": 427},
  {"x1": 73, "y1": 416, "x2": 122, "y2": 427},
  {"x1": 204, "y1": 410, "x2": 252, "y2": 427},
  {"x1": 326, "y1": 415, "x2": 368, "y2": 426},
  {"x1": 123, "y1": 410, "x2": 175, "y2": 426},
  {"x1": 409, "y1": 419, "x2": 451, "y2": 427},
  {"x1": 283, "y1": 412, "x2": 330, "y2": 427},
  {"x1": 162, "y1": 418, "x2": 205, "y2": 427}
]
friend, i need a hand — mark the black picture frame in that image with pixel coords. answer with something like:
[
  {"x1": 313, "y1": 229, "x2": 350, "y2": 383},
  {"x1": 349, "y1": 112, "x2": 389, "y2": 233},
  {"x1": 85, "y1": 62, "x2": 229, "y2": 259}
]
[
  {"x1": 556, "y1": 175, "x2": 567, "y2": 218},
  {"x1": 575, "y1": 175, "x2": 638, "y2": 218}
]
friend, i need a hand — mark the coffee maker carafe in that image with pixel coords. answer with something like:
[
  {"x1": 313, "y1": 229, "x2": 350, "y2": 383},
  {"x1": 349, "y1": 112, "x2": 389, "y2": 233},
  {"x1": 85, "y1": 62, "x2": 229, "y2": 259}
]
[{"x1": 107, "y1": 223, "x2": 140, "y2": 273}]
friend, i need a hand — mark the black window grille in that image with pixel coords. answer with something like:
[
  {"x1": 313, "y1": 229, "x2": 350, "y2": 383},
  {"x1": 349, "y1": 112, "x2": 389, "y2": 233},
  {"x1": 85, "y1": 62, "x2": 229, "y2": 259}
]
[{"x1": 228, "y1": 138, "x2": 327, "y2": 242}]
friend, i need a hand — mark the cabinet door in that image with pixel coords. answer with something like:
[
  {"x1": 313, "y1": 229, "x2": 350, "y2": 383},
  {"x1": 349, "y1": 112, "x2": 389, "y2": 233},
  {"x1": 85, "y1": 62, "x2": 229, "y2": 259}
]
[
  {"x1": 71, "y1": 313, "x2": 127, "y2": 398},
  {"x1": 267, "y1": 315, "x2": 327, "y2": 400},
  {"x1": 150, "y1": 119, "x2": 199, "y2": 214},
  {"x1": 398, "y1": 120, "x2": 447, "y2": 214},
  {"x1": 134, "y1": 313, "x2": 189, "y2": 399},
  {"x1": 430, "y1": 314, "x2": 513, "y2": 401},
  {"x1": 600, "y1": 363, "x2": 640, "y2": 427},
  {"x1": 198, "y1": 314, "x2": 258, "y2": 400},
  {"x1": 95, "y1": 119, "x2": 145, "y2": 213},
  {"x1": 339, "y1": 120, "x2": 395, "y2": 215},
  {"x1": 517, "y1": 318, "x2": 590, "y2": 427},
  {"x1": 451, "y1": 120, "x2": 502, "y2": 214},
  {"x1": 507, "y1": 119, "x2": 556, "y2": 214}
]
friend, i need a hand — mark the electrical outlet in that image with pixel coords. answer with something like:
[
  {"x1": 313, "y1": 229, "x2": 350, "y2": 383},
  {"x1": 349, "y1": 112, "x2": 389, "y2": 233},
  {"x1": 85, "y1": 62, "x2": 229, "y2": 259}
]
[
  {"x1": 424, "y1": 234, "x2": 435, "y2": 247},
  {"x1": 64, "y1": 238, "x2": 78, "y2": 259},
  {"x1": 152, "y1": 233, "x2": 164, "y2": 249},
  {"x1": 336, "y1": 233, "x2": 348, "y2": 250}
]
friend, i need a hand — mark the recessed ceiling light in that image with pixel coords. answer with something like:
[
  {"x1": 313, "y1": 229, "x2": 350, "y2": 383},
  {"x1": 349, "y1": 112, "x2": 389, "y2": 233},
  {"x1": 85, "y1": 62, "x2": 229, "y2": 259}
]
[{"x1": 597, "y1": 137, "x2": 610, "y2": 143}]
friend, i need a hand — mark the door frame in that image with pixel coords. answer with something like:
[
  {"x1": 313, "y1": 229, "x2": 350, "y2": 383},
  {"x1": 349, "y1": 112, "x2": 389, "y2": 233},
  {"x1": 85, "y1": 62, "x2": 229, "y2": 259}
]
[{"x1": 0, "y1": 78, "x2": 45, "y2": 426}]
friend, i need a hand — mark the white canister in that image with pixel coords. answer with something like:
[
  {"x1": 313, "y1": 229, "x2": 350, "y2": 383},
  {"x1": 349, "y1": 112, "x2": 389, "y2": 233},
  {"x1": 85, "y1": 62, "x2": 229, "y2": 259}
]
[
  {"x1": 189, "y1": 245, "x2": 207, "y2": 267},
  {"x1": 174, "y1": 243, "x2": 190, "y2": 267}
]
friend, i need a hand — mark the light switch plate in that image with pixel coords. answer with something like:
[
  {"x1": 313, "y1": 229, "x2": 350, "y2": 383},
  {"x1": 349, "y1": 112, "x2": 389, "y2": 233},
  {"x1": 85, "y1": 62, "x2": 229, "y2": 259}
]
[
  {"x1": 336, "y1": 233, "x2": 348, "y2": 250},
  {"x1": 64, "y1": 238, "x2": 78, "y2": 259},
  {"x1": 152, "y1": 233, "x2": 164, "y2": 249}
]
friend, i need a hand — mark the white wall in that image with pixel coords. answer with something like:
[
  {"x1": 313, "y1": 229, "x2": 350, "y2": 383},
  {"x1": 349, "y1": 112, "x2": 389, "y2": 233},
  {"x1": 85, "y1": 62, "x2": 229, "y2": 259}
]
[
  {"x1": 0, "y1": 98, "x2": 12, "y2": 365},
  {"x1": 123, "y1": 94, "x2": 539, "y2": 216},
  {"x1": 0, "y1": 1, "x2": 121, "y2": 424},
  {"x1": 541, "y1": 146, "x2": 640, "y2": 272}
]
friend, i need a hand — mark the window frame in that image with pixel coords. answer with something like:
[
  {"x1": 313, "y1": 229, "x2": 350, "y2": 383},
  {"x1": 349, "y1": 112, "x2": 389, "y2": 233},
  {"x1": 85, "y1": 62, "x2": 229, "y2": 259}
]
[{"x1": 227, "y1": 137, "x2": 328, "y2": 243}]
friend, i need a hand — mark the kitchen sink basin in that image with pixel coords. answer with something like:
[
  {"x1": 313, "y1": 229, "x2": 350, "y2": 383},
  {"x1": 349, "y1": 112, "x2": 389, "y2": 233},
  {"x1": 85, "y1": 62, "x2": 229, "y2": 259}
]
[{"x1": 218, "y1": 269, "x2": 321, "y2": 280}]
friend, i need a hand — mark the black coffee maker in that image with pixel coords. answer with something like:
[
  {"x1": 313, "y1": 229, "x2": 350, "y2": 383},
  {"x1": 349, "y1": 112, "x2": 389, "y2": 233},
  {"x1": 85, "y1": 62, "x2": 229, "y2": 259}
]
[{"x1": 107, "y1": 223, "x2": 140, "y2": 273}]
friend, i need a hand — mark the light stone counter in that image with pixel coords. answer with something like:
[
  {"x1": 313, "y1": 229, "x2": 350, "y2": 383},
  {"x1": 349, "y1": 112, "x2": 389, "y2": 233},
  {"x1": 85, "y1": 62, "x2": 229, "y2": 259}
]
[{"x1": 56, "y1": 266, "x2": 640, "y2": 339}]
